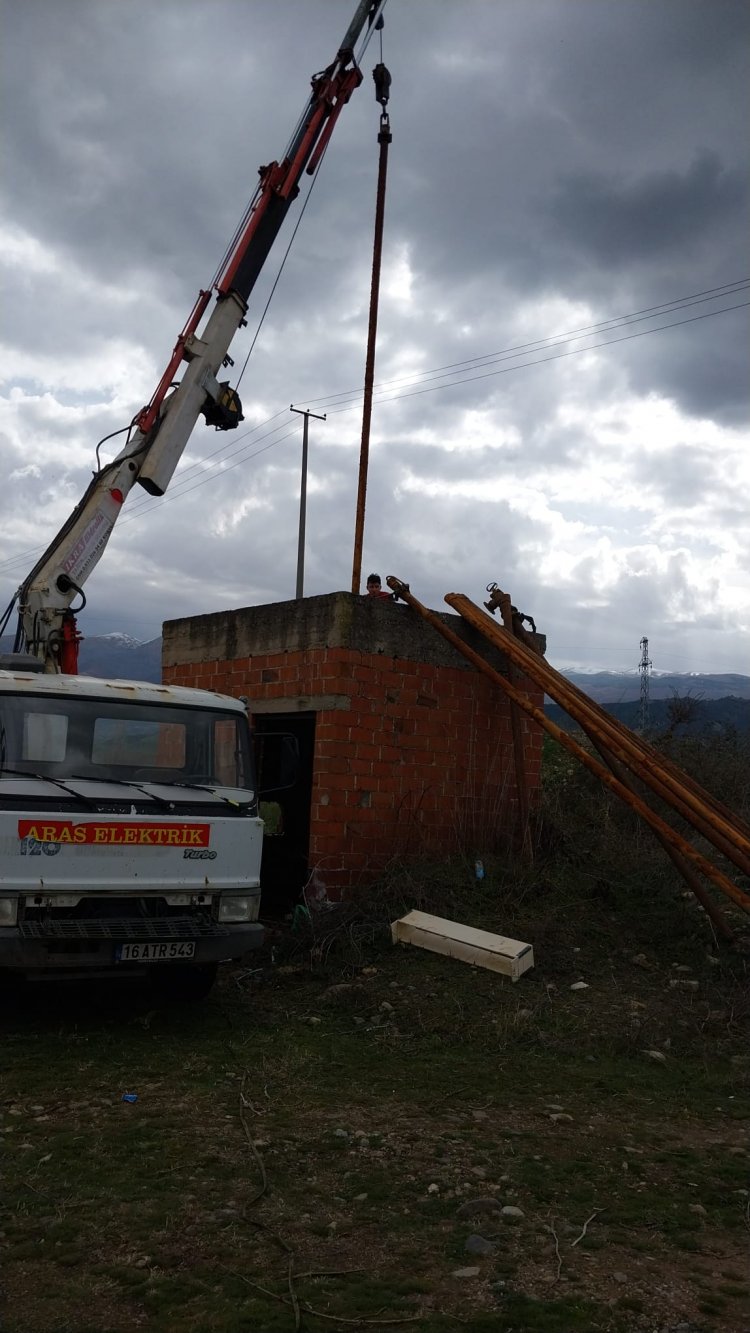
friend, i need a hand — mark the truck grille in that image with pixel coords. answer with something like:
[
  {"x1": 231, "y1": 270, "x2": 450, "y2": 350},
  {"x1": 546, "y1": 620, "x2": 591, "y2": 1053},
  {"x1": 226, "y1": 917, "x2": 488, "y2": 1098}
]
[{"x1": 19, "y1": 916, "x2": 232, "y2": 941}]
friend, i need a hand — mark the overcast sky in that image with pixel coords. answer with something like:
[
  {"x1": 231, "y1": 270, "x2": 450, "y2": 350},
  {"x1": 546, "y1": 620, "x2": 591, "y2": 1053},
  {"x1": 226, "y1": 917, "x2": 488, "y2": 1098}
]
[{"x1": 1, "y1": 0, "x2": 748, "y2": 673}]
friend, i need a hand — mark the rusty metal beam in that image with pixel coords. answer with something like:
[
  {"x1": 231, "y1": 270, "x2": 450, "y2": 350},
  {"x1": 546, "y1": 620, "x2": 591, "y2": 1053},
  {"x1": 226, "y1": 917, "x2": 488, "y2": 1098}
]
[
  {"x1": 586, "y1": 731, "x2": 735, "y2": 942},
  {"x1": 351, "y1": 107, "x2": 392, "y2": 595},
  {"x1": 446, "y1": 592, "x2": 750, "y2": 877},
  {"x1": 484, "y1": 585, "x2": 750, "y2": 843},
  {"x1": 386, "y1": 577, "x2": 750, "y2": 915}
]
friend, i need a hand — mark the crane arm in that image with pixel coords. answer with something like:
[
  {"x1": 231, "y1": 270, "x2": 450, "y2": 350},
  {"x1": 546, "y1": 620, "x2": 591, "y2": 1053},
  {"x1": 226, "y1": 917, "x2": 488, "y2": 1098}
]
[{"x1": 17, "y1": 0, "x2": 386, "y2": 672}]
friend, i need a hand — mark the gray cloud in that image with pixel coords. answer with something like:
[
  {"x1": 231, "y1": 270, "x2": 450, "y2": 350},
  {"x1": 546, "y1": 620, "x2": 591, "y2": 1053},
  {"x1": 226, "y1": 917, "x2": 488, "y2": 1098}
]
[
  {"x1": 1, "y1": 0, "x2": 748, "y2": 674},
  {"x1": 549, "y1": 153, "x2": 746, "y2": 267}
]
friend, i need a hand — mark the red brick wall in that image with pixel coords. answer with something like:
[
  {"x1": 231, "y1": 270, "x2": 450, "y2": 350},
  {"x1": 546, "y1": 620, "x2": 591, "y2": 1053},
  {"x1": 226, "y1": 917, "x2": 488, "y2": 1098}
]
[{"x1": 164, "y1": 639, "x2": 543, "y2": 896}]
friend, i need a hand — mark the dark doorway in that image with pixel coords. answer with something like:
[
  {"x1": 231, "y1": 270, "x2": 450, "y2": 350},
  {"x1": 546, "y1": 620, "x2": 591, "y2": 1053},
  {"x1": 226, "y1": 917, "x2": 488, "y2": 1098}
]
[{"x1": 253, "y1": 711, "x2": 316, "y2": 917}]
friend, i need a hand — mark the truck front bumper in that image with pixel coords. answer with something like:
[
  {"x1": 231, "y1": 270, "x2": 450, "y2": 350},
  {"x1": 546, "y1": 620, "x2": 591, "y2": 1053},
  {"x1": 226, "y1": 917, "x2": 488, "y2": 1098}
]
[{"x1": 0, "y1": 917, "x2": 263, "y2": 973}]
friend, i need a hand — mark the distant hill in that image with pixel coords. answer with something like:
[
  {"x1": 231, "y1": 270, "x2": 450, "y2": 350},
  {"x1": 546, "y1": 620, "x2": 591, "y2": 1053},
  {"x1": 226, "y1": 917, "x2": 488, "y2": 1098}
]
[
  {"x1": 546, "y1": 694, "x2": 750, "y2": 736},
  {"x1": 1, "y1": 633, "x2": 162, "y2": 682},
  {"x1": 546, "y1": 693, "x2": 750, "y2": 735},
  {"x1": 78, "y1": 633, "x2": 162, "y2": 681},
  {"x1": 545, "y1": 670, "x2": 750, "y2": 736},
  {"x1": 557, "y1": 670, "x2": 750, "y2": 704},
  {"x1": 3, "y1": 635, "x2": 748, "y2": 724}
]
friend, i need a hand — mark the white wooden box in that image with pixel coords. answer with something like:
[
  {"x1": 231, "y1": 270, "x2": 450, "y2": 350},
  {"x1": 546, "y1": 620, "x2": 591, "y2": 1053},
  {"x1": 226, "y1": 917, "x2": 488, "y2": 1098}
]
[{"x1": 391, "y1": 909, "x2": 534, "y2": 981}]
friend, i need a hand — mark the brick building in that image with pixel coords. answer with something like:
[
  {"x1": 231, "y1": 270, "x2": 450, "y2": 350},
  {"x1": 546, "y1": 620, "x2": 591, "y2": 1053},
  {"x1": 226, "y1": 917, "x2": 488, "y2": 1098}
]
[{"x1": 162, "y1": 592, "x2": 544, "y2": 904}]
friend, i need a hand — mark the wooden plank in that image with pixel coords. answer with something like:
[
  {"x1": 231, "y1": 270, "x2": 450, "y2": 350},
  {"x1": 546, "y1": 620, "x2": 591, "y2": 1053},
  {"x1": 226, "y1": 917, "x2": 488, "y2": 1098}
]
[{"x1": 391, "y1": 909, "x2": 534, "y2": 981}]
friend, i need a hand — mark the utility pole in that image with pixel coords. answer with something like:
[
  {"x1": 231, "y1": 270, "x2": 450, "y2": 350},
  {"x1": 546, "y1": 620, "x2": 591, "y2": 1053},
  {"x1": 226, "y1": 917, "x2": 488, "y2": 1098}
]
[
  {"x1": 639, "y1": 636, "x2": 652, "y2": 732},
  {"x1": 290, "y1": 405, "x2": 326, "y2": 599}
]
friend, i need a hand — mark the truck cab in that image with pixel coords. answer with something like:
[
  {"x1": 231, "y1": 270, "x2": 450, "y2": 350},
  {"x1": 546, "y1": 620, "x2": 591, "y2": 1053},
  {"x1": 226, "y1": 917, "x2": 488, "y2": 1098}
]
[{"x1": 0, "y1": 668, "x2": 264, "y2": 997}]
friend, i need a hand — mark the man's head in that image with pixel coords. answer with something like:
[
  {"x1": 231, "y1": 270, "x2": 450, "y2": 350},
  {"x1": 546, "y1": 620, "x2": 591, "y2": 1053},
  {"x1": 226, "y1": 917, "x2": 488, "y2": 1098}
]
[{"x1": 366, "y1": 573, "x2": 382, "y2": 595}]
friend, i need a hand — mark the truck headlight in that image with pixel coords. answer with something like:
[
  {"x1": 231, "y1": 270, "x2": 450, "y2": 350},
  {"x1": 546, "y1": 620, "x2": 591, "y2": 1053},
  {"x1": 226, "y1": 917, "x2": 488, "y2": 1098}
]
[
  {"x1": 0, "y1": 899, "x2": 18, "y2": 926},
  {"x1": 218, "y1": 895, "x2": 257, "y2": 923}
]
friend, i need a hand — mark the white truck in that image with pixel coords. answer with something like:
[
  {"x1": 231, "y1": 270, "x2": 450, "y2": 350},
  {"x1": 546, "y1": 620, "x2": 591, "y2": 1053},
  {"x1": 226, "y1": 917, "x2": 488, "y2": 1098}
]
[
  {"x1": 0, "y1": 0, "x2": 386, "y2": 996},
  {"x1": 0, "y1": 668, "x2": 263, "y2": 998}
]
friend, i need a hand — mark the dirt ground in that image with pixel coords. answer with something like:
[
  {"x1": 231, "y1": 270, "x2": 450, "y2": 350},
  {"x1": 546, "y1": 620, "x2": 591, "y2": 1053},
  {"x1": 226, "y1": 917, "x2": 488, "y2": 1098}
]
[{"x1": 2, "y1": 877, "x2": 749, "y2": 1333}]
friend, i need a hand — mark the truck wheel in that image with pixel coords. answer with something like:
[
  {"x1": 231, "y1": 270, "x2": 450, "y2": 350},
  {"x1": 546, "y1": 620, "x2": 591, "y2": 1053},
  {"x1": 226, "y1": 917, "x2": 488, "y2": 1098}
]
[{"x1": 149, "y1": 962, "x2": 218, "y2": 1002}]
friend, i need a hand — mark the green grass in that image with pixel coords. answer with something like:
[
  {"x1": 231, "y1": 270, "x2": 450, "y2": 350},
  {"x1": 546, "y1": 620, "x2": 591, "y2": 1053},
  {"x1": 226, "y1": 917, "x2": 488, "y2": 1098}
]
[{"x1": 2, "y1": 766, "x2": 749, "y2": 1333}]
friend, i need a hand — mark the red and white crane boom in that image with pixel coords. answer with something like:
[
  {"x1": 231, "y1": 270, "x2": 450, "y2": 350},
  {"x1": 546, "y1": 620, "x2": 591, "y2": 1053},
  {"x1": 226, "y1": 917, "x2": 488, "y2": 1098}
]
[{"x1": 13, "y1": 0, "x2": 386, "y2": 673}]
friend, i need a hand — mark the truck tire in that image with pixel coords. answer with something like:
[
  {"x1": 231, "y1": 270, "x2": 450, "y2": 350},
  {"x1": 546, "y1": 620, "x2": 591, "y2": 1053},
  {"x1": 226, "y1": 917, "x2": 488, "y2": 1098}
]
[{"x1": 149, "y1": 961, "x2": 218, "y2": 1002}]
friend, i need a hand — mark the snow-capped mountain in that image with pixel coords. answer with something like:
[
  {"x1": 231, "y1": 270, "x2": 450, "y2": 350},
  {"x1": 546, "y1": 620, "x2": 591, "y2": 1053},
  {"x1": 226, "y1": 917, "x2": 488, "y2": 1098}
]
[
  {"x1": 559, "y1": 671, "x2": 750, "y2": 704},
  {"x1": 1, "y1": 633, "x2": 162, "y2": 682}
]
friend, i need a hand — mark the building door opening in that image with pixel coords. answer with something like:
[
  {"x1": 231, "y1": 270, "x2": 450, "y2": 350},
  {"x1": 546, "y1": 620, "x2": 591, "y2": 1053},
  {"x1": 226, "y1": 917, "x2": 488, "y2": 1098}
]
[{"x1": 254, "y1": 711, "x2": 316, "y2": 917}]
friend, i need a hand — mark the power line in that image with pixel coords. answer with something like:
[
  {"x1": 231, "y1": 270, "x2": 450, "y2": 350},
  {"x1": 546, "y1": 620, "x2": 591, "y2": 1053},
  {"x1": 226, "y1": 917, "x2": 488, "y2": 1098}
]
[
  {"x1": 1, "y1": 284, "x2": 747, "y2": 575},
  {"x1": 108, "y1": 290, "x2": 750, "y2": 517},
  {"x1": 116, "y1": 425, "x2": 303, "y2": 528},
  {"x1": 322, "y1": 296, "x2": 750, "y2": 414},
  {"x1": 0, "y1": 409, "x2": 293, "y2": 573}
]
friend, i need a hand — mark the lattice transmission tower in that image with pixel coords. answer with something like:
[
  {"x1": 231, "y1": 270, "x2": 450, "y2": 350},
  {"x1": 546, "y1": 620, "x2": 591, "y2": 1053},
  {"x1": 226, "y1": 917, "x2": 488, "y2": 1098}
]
[{"x1": 638, "y1": 636, "x2": 652, "y2": 732}]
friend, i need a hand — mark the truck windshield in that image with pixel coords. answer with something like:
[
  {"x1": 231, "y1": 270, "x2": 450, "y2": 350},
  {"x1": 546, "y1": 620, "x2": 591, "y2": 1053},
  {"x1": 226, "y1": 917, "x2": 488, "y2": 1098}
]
[{"x1": 0, "y1": 693, "x2": 253, "y2": 791}]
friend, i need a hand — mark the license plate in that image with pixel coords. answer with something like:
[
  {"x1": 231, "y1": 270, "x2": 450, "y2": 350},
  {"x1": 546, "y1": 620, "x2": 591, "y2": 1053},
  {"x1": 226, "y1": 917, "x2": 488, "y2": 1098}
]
[{"x1": 117, "y1": 941, "x2": 196, "y2": 962}]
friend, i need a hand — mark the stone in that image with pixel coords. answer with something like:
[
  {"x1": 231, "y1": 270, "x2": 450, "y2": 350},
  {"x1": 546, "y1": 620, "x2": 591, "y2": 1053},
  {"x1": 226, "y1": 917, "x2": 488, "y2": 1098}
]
[
  {"x1": 642, "y1": 1049, "x2": 667, "y2": 1063},
  {"x1": 570, "y1": 981, "x2": 589, "y2": 991},
  {"x1": 455, "y1": 1198, "x2": 502, "y2": 1219},
  {"x1": 612, "y1": 1271, "x2": 628, "y2": 1284},
  {"x1": 452, "y1": 1267, "x2": 481, "y2": 1278},
  {"x1": 501, "y1": 1205, "x2": 525, "y2": 1219},
  {"x1": 321, "y1": 983, "x2": 357, "y2": 1001},
  {"x1": 631, "y1": 953, "x2": 652, "y2": 968},
  {"x1": 550, "y1": 1113, "x2": 573, "y2": 1123},
  {"x1": 464, "y1": 1234, "x2": 497, "y2": 1256}
]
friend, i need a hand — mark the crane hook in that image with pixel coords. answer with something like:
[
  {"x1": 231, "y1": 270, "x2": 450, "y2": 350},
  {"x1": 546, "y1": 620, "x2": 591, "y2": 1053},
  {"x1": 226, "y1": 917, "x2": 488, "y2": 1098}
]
[{"x1": 373, "y1": 62, "x2": 391, "y2": 109}]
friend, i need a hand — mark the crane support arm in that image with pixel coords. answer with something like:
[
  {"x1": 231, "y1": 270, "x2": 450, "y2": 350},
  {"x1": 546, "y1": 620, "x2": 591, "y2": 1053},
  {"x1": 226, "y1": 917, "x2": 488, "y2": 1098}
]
[{"x1": 16, "y1": 0, "x2": 386, "y2": 672}]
